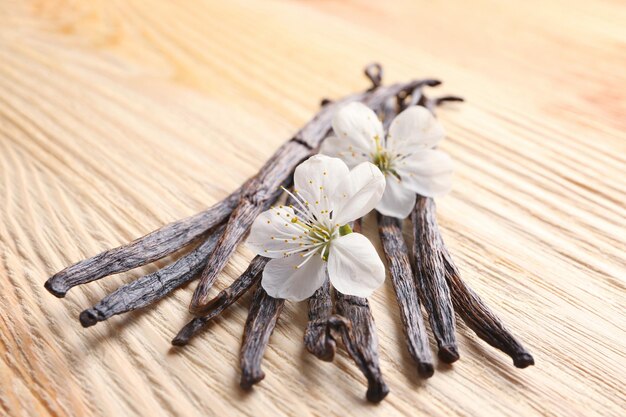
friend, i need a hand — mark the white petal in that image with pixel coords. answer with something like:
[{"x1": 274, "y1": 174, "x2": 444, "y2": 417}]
[
  {"x1": 246, "y1": 206, "x2": 305, "y2": 258},
  {"x1": 332, "y1": 102, "x2": 383, "y2": 155},
  {"x1": 294, "y1": 155, "x2": 349, "y2": 217},
  {"x1": 327, "y1": 233, "x2": 385, "y2": 298},
  {"x1": 332, "y1": 162, "x2": 386, "y2": 225},
  {"x1": 388, "y1": 106, "x2": 445, "y2": 154},
  {"x1": 262, "y1": 253, "x2": 327, "y2": 301},
  {"x1": 319, "y1": 135, "x2": 369, "y2": 168},
  {"x1": 376, "y1": 176, "x2": 417, "y2": 219},
  {"x1": 396, "y1": 150, "x2": 454, "y2": 197}
]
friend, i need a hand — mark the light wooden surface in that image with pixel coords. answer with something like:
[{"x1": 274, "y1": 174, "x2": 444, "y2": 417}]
[{"x1": 1, "y1": 1, "x2": 624, "y2": 416}]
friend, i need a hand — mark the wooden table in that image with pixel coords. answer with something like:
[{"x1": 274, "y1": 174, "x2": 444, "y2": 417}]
[{"x1": 1, "y1": 1, "x2": 624, "y2": 416}]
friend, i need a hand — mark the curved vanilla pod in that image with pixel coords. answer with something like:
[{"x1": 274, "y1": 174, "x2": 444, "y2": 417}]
[
  {"x1": 45, "y1": 189, "x2": 241, "y2": 297},
  {"x1": 442, "y1": 250, "x2": 535, "y2": 368},
  {"x1": 175, "y1": 194, "x2": 292, "y2": 345},
  {"x1": 171, "y1": 255, "x2": 268, "y2": 346}
]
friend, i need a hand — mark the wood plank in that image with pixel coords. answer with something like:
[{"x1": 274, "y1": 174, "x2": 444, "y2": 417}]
[{"x1": 0, "y1": 0, "x2": 624, "y2": 416}]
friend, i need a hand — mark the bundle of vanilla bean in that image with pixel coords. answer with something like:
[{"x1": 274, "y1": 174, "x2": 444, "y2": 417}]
[{"x1": 45, "y1": 64, "x2": 533, "y2": 403}]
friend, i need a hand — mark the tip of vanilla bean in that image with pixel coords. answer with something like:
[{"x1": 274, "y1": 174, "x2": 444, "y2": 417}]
[
  {"x1": 79, "y1": 309, "x2": 99, "y2": 327},
  {"x1": 436, "y1": 95, "x2": 465, "y2": 103},
  {"x1": 513, "y1": 352, "x2": 535, "y2": 368},
  {"x1": 417, "y1": 362, "x2": 435, "y2": 378},
  {"x1": 170, "y1": 336, "x2": 188, "y2": 347},
  {"x1": 171, "y1": 318, "x2": 205, "y2": 346},
  {"x1": 304, "y1": 318, "x2": 340, "y2": 362},
  {"x1": 240, "y1": 370, "x2": 265, "y2": 390},
  {"x1": 420, "y1": 79, "x2": 442, "y2": 88},
  {"x1": 438, "y1": 345, "x2": 460, "y2": 363},
  {"x1": 317, "y1": 345, "x2": 336, "y2": 362},
  {"x1": 304, "y1": 332, "x2": 336, "y2": 362},
  {"x1": 171, "y1": 327, "x2": 192, "y2": 346},
  {"x1": 44, "y1": 278, "x2": 68, "y2": 298},
  {"x1": 366, "y1": 382, "x2": 390, "y2": 403}
]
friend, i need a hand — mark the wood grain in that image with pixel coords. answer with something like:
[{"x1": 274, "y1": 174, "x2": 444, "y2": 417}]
[{"x1": 0, "y1": 0, "x2": 624, "y2": 416}]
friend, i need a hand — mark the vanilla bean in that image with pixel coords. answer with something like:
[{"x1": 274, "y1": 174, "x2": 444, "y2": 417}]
[
  {"x1": 442, "y1": 252, "x2": 534, "y2": 368},
  {"x1": 79, "y1": 224, "x2": 227, "y2": 328},
  {"x1": 303, "y1": 278, "x2": 336, "y2": 361},
  {"x1": 364, "y1": 62, "x2": 383, "y2": 90},
  {"x1": 378, "y1": 214, "x2": 434, "y2": 377},
  {"x1": 432, "y1": 95, "x2": 465, "y2": 106},
  {"x1": 45, "y1": 189, "x2": 242, "y2": 297},
  {"x1": 189, "y1": 78, "x2": 443, "y2": 313},
  {"x1": 412, "y1": 196, "x2": 459, "y2": 363},
  {"x1": 396, "y1": 81, "x2": 441, "y2": 112},
  {"x1": 171, "y1": 256, "x2": 268, "y2": 346},
  {"x1": 240, "y1": 285, "x2": 284, "y2": 389},
  {"x1": 330, "y1": 221, "x2": 388, "y2": 403},
  {"x1": 424, "y1": 95, "x2": 465, "y2": 113},
  {"x1": 334, "y1": 292, "x2": 389, "y2": 403}
]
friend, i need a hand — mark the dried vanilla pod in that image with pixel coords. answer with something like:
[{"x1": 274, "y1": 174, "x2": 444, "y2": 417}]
[
  {"x1": 303, "y1": 278, "x2": 337, "y2": 362},
  {"x1": 378, "y1": 213, "x2": 434, "y2": 377},
  {"x1": 412, "y1": 196, "x2": 459, "y2": 363},
  {"x1": 239, "y1": 285, "x2": 284, "y2": 389},
  {"x1": 45, "y1": 191, "x2": 241, "y2": 297},
  {"x1": 335, "y1": 291, "x2": 389, "y2": 403},
  {"x1": 171, "y1": 255, "x2": 268, "y2": 346}
]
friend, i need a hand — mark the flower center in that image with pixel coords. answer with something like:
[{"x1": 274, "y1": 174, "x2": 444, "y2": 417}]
[
  {"x1": 371, "y1": 134, "x2": 395, "y2": 174},
  {"x1": 290, "y1": 217, "x2": 351, "y2": 261},
  {"x1": 372, "y1": 151, "x2": 393, "y2": 172},
  {"x1": 278, "y1": 186, "x2": 354, "y2": 265}
]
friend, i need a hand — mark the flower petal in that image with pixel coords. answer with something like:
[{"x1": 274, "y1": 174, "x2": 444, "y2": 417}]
[
  {"x1": 319, "y1": 135, "x2": 369, "y2": 168},
  {"x1": 294, "y1": 154, "x2": 349, "y2": 211},
  {"x1": 396, "y1": 150, "x2": 454, "y2": 197},
  {"x1": 376, "y1": 176, "x2": 417, "y2": 219},
  {"x1": 247, "y1": 206, "x2": 304, "y2": 258},
  {"x1": 332, "y1": 162, "x2": 386, "y2": 225},
  {"x1": 262, "y1": 253, "x2": 327, "y2": 301},
  {"x1": 332, "y1": 102, "x2": 383, "y2": 155},
  {"x1": 327, "y1": 233, "x2": 385, "y2": 298},
  {"x1": 388, "y1": 106, "x2": 445, "y2": 154}
]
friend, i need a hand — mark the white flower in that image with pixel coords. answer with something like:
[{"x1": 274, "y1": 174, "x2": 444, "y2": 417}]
[
  {"x1": 320, "y1": 102, "x2": 453, "y2": 219},
  {"x1": 247, "y1": 155, "x2": 386, "y2": 301}
]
